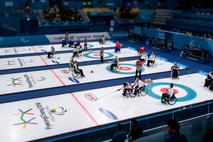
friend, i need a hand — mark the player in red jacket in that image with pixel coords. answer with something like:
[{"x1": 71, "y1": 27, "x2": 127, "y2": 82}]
[
  {"x1": 135, "y1": 57, "x2": 145, "y2": 79},
  {"x1": 115, "y1": 41, "x2": 121, "y2": 53}
]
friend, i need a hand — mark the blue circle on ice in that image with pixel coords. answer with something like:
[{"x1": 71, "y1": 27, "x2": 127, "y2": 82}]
[
  {"x1": 84, "y1": 51, "x2": 114, "y2": 59},
  {"x1": 87, "y1": 44, "x2": 94, "y2": 48},
  {"x1": 146, "y1": 82, "x2": 197, "y2": 102}
]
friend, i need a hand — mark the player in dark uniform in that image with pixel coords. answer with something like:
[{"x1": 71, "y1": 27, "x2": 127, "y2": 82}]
[
  {"x1": 73, "y1": 61, "x2": 85, "y2": 78},
  {"x1": 204, "y1": 70, "x2": 213, "y2": 90},
  {"x1": 171, "y1": 64, "x2": 180, "y2": 79}
]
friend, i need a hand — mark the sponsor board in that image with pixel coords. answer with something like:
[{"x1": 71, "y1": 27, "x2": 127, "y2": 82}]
[{"x1": 46, "y1": 32, "x2": 111, "y2": 43}]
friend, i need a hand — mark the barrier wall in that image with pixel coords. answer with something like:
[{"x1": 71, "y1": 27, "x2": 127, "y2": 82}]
[
  {"x1": 133, "y1": 27, "x2": 213, "y2": 56},
  {"x1": 0, "y1": 32, "x2": 111, "y2": 48}
]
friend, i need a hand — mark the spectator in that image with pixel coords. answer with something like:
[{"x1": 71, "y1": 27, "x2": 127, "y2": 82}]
[
  {"x1": 112, "y1": 124, "x2": 126, "y2": 142},
  {"x1": 128, "y1": 119, "x2": 143, "y2": 141},
  {"x1": 166, "y1": 119, "x2": 188, "y2": 142},
  {"x1": 116, "y1": 8, "x2": 138, "y2": 20},
  {"x1": 42, "y1": 7, "x2": 83, "y2": 23}
]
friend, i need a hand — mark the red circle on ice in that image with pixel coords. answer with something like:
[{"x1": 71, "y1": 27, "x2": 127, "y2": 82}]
[
  {"x1": 160, "y1": 88, "x2": 178, "y2": 94},
  {"x1": 119, "y1": 66, "x2": 132, "y2": 71},
  {"x1": 93, "y1": 53, "x2": 100, "y2": 56}
]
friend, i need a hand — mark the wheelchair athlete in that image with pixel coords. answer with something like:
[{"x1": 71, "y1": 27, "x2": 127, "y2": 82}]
[
  {"x1": 132, "y1": 77, "x2": 145, "y2": 96},
  {"x1": 69, "y1": 56, "x2": 78, "y2": 77},
  {"x1": 69, "y1": 57, "x2": 85, "y2": 78},
  {"x1": 73, "y1": 61, "x2": 85, "y2": 78},
  {"x1": 69, "y1": 55, "x2": 74, "y2": 66},
  {"x1": 147, "y1": 52, "x2": 156, "y2": 67},
  {"x1": 204, "y1": 69, "x2": 213, "y2": 91},
  {"x1": 161, "y1": 83, "x2": 175, "y2": 103},
  {"x1": 122, "y1": 82, "x2": 133, "y2": 97},
  {"x1": 73, "y1": 45, "x2": 83, "y2": 58},
  {"x1": 47, "y1": 46, "x2": 55, "y2": 58},
  {"x1": 122, "y1": 80, "x2": 146, "y2": 98},
  {"x1": 110, "y1": 55, "x2": 120, "y2": 71}
]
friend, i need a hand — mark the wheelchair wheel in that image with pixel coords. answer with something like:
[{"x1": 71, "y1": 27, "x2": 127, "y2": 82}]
[
  {"x1": 71, "y1": 71, "x2": 81, "y2": 79},
  {"x1": 116, "y1": 66, "x2": 121, "y2": 72},
  {"x1": 139, "y1": 86, "x2": 148, "y2": 96},
  {"x1": 129, "y1": 93, "x2": 137, "y2": 98},
  {"x1": 112, "y1": 66, "x2": 120, "y2": 72},
  {"x1": 127, "y1": 90, "x2": 136, "y2": 98},
  {"x1": 150, "y1": 61, "x2": 157, "y2": 68},
  {"x1": 168, "y1": 95, "x2": 177, "y2": 105}
]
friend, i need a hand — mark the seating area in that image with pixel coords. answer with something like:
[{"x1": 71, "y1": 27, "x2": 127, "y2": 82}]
[
  {"x1": 39, "y1": 7, "x2": 85, "y2": 26},
  {"x1": 2, "y1": 1, "x2": 211, "y2": 35},
  {"x1": 115, "y1": 8, "x2": 139, "y2": 23},
  {"x1": 167, "y1": 11, "x2": 213, "y2": 33}
]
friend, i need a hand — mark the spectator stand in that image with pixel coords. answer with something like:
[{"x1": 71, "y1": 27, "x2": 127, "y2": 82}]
[{"x1": 85, "y1": 8, "x2": 113, "y2": 31}]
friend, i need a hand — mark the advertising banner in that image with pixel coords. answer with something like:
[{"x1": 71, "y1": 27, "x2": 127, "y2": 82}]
[{"x1": 46, "y1": 32, "x2": 111, "y2": 43}]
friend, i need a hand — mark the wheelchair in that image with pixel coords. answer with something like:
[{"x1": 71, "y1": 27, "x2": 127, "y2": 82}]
[
  {"x1": 162, "y1": 94, "x2": 177, "y2": 105},
  {"x1": 171, "y1": 70, "x2": 179, "y2": 79},
  {"x1": 73, "y1": 49, "x2": 83, "y2": 58},
  {"x1": 99, "y1": 38, "x2": 106, "y2": 45},
  {"x1": 47, "y1": 52, "x2": 55, "y2": 59},
  {"x1": 204, "y1": 78, "x2": 213, "y2": 91},
  {"x1": 110, "y1": 63, "x2": 120, "y2": 72},
  {"x1": 136, "y1": 86, "x2": 148, "y2": 96},
  {"x1": 124, "y1": 85, "x2": 148, "y2": 98},
  {"x1": 70, "y1": 68, "x2": 81, "y2": 79},
  {"x1": 146, "y1": 59, "x2": 157, "y2": 67}
]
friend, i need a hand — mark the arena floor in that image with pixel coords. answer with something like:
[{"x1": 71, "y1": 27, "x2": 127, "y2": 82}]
[{"x1": 0, "y1": 40, "x2": 212, "y2": 142}]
